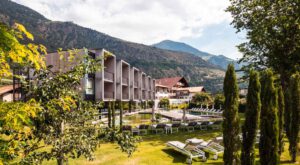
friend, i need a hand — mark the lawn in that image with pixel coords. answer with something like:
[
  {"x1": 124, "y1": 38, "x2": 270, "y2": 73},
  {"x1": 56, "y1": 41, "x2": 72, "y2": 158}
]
[{"x1": 41, "y1": 129, "x2": 300, "y2": 165}]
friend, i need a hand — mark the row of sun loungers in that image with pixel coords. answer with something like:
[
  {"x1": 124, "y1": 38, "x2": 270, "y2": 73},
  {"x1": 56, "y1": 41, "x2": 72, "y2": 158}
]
[
  {"x1": 166, "y1": 137, "x2": 225, "y2": 163},
  {"x1": 189, "y1": 108, "x2": 223, "y2": 116},
  {"x1": 121, "y1": 121, "x2": 222, "y2": 135}
]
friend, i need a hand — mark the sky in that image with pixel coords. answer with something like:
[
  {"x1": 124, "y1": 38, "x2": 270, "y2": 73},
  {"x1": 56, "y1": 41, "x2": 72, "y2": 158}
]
[{"x1": 13, "y1": 0, "x2": 246, "y2": 60}]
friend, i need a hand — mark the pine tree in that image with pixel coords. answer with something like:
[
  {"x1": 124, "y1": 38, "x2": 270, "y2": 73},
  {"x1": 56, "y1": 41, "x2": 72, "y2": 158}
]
[
  {"x1": 277, "y1": 86, "x2": 285, "y2": 154},
  {"x1": 288, "y1": 73, "x2": 300, "y2": 162},
  {"x1": 259, "y1": 69, "x2": 279, "y2": 165},
  {"x1": 223, "y1": 64, "x2": 240, "y2": 165},
  {"x1": 108, "y1": 101, "x2": 111, "y2": 128},
  {"x1": 112, "y1": 101, "x2": 116, "y2": 129},
  {"x1": 241, "y1": 70, "x2": 261, "y2": 165},
  {"x1": 119, "y1": 101, "x2": 123, "y2": 131}
]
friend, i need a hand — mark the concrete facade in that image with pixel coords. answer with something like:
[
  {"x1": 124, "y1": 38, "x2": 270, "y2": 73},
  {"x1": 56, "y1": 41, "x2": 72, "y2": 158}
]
[{"x1": 45, "y1": 48, "x2": 155, "y2": 102}]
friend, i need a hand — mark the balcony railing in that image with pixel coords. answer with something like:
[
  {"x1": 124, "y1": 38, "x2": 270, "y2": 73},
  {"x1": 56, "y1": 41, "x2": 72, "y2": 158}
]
[
  {"x1": 104, "y1": 71, "x2": 114, "y2": 81},
  {"x1": 122, "y1": 77, "x2": 129, "y2": 85},
  {"x1": 104, "y1": 92, "x2": 114, "y2": 99}
]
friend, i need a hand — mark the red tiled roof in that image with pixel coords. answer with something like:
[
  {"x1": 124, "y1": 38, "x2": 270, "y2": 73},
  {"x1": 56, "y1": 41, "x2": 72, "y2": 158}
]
[
  {"x1": 156, "y1": 77, "x2": 189, "y2": 88},
  {"x1": 0, "y1": 85, "x2": 20, "y2": 95}
]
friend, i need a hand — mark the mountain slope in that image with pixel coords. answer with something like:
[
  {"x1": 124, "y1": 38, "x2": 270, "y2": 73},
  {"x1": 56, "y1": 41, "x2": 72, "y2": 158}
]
[
  {"x1": 0, "y1": 0, "x2": 225, "y2": 92},
  {"x1": 152, "y1": 40, "x2": 213, "y2": 59},
  {"x1": 153, "y1": 40, "x2": 242, "y2": 70}
]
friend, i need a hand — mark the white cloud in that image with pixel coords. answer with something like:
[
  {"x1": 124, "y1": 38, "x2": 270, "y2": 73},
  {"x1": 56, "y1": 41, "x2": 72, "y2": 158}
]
[
  {"x1": 12, "y1": 0, "x2": 243, "y2": 59},
  {"x1": 13, "y1": 0, "x2": 231, "y2": 43}
]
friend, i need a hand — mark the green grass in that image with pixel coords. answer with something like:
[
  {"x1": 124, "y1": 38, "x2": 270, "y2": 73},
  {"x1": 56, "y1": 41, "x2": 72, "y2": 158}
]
[{"x1": 41, "y1": 129, "x2": 299, "y2": 165}]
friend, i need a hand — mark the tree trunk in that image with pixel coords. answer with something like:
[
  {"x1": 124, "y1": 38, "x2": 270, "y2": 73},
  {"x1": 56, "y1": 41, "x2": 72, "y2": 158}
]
[
  {"x1": 119, "y1": 101, "x2": 123, "y2": 131},
  {"x1": 151, "y1": 103, "x2": 155, "y2": 122},
  {"x1": 12, "y1": 68, "x2": 15, "y2": 101},
  {"x1": 57, "y1": 121, "x2": 65, "y2": 165}
]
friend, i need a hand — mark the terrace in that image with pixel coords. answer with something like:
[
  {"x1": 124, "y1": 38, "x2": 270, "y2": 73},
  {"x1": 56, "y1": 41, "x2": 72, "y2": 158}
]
[{"x1": 103, "y1": 55, "x2": 115, "y2": 82}]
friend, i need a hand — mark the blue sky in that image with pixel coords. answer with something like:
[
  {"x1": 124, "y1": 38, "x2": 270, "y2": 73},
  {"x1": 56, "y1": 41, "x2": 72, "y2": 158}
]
[{"x1": 13, "y1": 0, "x2": 246, "y2": 59}]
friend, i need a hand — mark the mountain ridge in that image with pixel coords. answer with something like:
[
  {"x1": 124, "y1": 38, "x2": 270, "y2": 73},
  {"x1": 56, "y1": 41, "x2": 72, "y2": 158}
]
[
  {"x1": 152, "y1": 40, "x2": 242, "y2": 70},
  {"x1": 0, "y1": 0, "x2": 225, "y2": 92}
]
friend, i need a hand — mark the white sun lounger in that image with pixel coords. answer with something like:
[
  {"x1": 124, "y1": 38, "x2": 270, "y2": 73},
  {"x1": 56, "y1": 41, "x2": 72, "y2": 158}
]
[
  {"x1": 196, "y1": 140, "x2": 224, "y2": 160},
  {"x1": 166, "y1": 141, "x2": 207, "y2": 163}
]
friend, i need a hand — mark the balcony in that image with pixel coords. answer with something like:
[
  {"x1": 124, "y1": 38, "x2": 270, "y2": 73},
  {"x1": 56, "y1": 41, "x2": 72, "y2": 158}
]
[
  {"x1": 122, "y1": 77, "x2": 129, "y2": 86},
  {"x1": 122, "y1": 93, "x2": 129, "y2": 100},
  {"x1": 104, "y1": 71, "x2": 114, "y2": 82},
  {"x1": 134, "y1": 93, "x2": 139, "y2": 100},
  {"x1": 104, "y1": 92, "x2": 114, "y2": 99},
  {"x1": 133, "y1": 81, "x2": 138, "y2": 88}
]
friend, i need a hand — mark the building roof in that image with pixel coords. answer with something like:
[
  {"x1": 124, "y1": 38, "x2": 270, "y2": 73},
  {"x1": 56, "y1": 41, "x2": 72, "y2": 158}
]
[
  {"x1": 156, "y1": 77, "x2": 189, "y2": 88},
  {"x1": 176, "y1": 86, "x2": 205, "y2": 93},
  {"x1": 0, "y1": 85, "x2": 20, "y2": 95}
]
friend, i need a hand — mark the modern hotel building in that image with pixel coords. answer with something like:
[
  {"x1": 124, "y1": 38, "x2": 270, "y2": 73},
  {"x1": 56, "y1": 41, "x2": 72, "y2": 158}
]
[{"x1": 45, "y1": 48, "x2": 155, "y2": 103}]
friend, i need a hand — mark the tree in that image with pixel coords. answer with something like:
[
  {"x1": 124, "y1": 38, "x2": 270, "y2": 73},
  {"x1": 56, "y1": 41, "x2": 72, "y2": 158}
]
[
  {"x1": 214, "y1": 93, "x2": 225, "y2": 109},
  {"x1": 192, "y1": 92, "x2": 212, "y2": 106},
  {"x1": 159, "y1": 98, "x2": 169, "y2": 110},
  {"x1": 0, "y1": 23, "x2": 46, "y2": 78},
  {"x1": 259, "y1": 69, "x2": 279, "y2": 165},
  {"x1": 287, "y1": 73, "x2": 300, "y2": 162},
  {"x1": 241, "y1": 70, "x2": 261, "y2": 165},
  {"x1": 108, "y1": 101, "x2": 112, "y2": 128},
  {"x1": 128, "y1": 100, "x2": 132, "y2": 113},
  {"x1": 227, "y1": 0, "x2": 300, "y2": 90},
  {"x1": 0, "y1": 23, "x2": 45, "y2": 164},
  {"x1": 112, "y1": 101, "x2": 116, "y2": 129},
  {"x1": 20, "y1": 51, "x2": 102, "y2": 164},
  {"x1": 0, "y1": 100, "x2": 41, "y2": 163},
  {"x1": 277, "y1": 86, "x2": 285, "y2": 154},
  {"x1": 119, "y1": 101, "x2": 123, "y2": 131},
  {"x1": 20, "y1": 50, "x2": 138, "y2": 164},
  {"x1": 223, "y1": 64, "x2": 240, "y2": 165},
  {"x1": 148, "y1": 100, "x2": 155, "y2": 122}
]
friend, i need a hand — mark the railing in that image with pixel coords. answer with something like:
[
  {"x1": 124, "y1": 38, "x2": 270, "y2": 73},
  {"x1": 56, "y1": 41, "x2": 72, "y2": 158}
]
[
  {"x1": 122, "y1": 93, "x2": 129, "y2": 99},
  {"x1": 104, "y1": 71, "x2": 114, "y2": 81},
  {"x1": 122, "y1": 77, "x2": 129, "y2": 85},
  {"x1": 104, "y1": 92, "x2": 114, "y2": 99}
]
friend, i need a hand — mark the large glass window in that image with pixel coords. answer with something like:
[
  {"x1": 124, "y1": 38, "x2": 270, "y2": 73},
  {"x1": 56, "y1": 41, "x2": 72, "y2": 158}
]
[{"x1": 85, "y1": 78, "x2": 94, "y2": 95}]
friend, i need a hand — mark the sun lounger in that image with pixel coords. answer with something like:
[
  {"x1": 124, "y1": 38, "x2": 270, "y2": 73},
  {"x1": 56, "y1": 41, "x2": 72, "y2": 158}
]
[
  {"x1": 153, "y1": 123, "x2": 166, "y2": 134},
  {"x1": 196, "y1": 141, "x2": 224, "y2": 160},
  {"x1": 122, "y1": 125, "x2": 132, "y2": 134},
  {"x1": 209, "y1": 120, "x2": 222, "y2": 130},
  {"x1": 199, "y1": 121, "x2": 209, "y2": 130},
  {"x1": 171, "y1": 123, "x2": 181, "y2": 133},
  {"x1": 138, "y1": 124, "x2": 149, "y2": 135},
  {"x1": 166, "y1": 141, "x2": 207, "y2": 163}
]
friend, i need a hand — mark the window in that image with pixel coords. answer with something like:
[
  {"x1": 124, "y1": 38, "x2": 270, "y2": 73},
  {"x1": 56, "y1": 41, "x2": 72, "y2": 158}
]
[{"x1": 85, "y1": 78, "x2": 94, "y2": 95}]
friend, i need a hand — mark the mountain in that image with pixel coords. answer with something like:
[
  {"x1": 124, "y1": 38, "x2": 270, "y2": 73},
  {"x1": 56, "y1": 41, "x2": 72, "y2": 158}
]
[
  {"x1": 153, "y1": 40, "x2": 242, "y2": 70},
  {"x1": 0, "y1": 0, "x2": 225, "y2": 92},
  {"x1": 152, "y1": 40, "x2": 213, "y2": 59}
]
